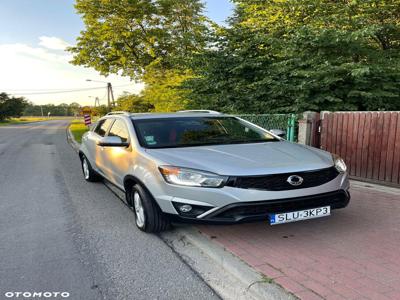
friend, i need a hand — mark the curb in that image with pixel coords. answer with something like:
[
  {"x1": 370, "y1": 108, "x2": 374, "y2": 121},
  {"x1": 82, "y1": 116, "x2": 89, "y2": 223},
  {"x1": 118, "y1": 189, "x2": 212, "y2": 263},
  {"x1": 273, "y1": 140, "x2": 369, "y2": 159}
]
[
  {"x1": 66, "y1": 124, "x2": 80, "y2": 153},
  {"x1": 350, "y1": 179, "x2": 400, "y2": 196},
  {"x1": 161, "y1": 227, "x2": 296, "y2": 300}
]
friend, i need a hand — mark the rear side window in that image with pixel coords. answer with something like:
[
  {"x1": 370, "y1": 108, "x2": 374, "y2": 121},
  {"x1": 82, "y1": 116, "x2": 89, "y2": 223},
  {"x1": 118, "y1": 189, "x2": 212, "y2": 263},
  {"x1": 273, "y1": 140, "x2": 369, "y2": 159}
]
[
  {"x1": 94, "y1": 119, "x2": 114, "y2": 137},
  {"x1": 108, "y1": 119, "x2": 129, "y2": 143}
]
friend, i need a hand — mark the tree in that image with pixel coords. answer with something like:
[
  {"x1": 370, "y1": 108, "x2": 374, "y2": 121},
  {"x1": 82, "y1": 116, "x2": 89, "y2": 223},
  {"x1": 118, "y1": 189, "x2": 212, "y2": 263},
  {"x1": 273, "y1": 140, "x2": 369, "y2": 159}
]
[
  {"x1": 114, "y1": 92, "x2": 154, "y2": 112},
  {"x1": 23, "y1": 102, "x2": 42, "y2": 116},
  {"x1": 185, "y1": 0, "x2": 400, "y2": 113},
  {"x1": 69, "y1": 0, "x2": 209, "y2": 78},
  {"x1": 22, "y1": 102, "x2": 82, "y2": 116},
  {"x1": 140, "y1": 61, "x2": 193, "y2": 112},
  {"x1": 69, "y1": 102, "x2": 81, "y2": 116},
  {"x1": 92, "y1": 105, "x2": 109, "y2": 117},
  {"x1": 0, "y1": 93, "x2": 28, "y2": 121},
  {"x1": 69, "y1": 0, "x2": 211, "y2": 112}
]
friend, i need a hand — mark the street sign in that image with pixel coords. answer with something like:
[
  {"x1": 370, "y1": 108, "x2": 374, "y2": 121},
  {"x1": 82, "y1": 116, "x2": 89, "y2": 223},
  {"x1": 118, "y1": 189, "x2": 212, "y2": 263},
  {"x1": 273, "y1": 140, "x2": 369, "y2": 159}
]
[{"x1": 84, "y1": 114, "x2": 92, "y2": 126}]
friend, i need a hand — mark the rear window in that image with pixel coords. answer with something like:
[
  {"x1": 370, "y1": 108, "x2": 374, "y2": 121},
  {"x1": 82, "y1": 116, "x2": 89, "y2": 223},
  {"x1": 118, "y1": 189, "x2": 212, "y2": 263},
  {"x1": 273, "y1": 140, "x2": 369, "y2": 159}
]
[{"x1": 132, "y1": 117, "x2": 277, "y2": 149}]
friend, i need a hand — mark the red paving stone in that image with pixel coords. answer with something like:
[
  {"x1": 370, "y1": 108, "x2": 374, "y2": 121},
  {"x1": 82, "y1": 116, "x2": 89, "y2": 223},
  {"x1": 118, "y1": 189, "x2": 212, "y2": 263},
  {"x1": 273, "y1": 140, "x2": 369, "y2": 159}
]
[{"x1": 197, "y1": 185, "x2": 400, "y2": 299}]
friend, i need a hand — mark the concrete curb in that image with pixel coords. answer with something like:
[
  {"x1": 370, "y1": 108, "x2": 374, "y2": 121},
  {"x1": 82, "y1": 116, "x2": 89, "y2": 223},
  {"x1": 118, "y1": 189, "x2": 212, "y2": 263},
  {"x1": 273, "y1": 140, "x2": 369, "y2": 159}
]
[
  {"x1": 66, "y1": 124, "x2": 80, "y2": 153},
  {"x1": 350, "y1": 179, "x2": 400, "y2": 196},
  {"x1": 161, "y1": 227, "x2": 296, "y2": 300}
]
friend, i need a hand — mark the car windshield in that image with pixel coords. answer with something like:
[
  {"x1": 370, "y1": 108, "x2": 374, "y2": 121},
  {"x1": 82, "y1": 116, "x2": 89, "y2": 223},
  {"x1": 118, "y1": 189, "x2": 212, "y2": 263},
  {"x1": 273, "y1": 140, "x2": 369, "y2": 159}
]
[{"x1": 132, "y1": 116, "x2": 278, "y2": 149}]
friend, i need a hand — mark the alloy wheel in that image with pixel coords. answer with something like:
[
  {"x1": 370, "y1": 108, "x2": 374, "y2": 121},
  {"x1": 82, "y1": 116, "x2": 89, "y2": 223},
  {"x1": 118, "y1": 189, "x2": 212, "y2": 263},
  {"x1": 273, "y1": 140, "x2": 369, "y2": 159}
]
[{"x1": 133, "y1": 191, "x2": 145, "y2": 228}]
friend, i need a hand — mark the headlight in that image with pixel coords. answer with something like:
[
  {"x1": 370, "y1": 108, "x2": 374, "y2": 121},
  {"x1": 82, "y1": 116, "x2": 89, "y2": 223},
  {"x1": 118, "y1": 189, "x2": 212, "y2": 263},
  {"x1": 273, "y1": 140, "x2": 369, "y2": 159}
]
[
  {"x1": 332, "y1": 154, "x2": 347, "y2": 173},
  {"x1": 159, "y1": 166, "x2": 228, "y2": 188}
]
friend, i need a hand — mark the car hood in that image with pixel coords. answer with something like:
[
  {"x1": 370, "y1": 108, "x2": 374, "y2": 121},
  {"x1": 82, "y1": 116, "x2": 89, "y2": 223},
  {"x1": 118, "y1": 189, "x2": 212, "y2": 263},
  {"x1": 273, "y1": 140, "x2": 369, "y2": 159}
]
[{"x1": 145, "y1": 141, "x2": 334, "y2": 176}]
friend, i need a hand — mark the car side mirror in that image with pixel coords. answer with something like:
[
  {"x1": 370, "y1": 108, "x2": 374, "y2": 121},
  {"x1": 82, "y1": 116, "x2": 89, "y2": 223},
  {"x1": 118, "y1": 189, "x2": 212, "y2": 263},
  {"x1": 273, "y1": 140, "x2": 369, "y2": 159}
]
[
  {"x1": 269, "y1": 129, "x2": 286, "y2": 138},
  {"x1": 97, "y1": 136, "x2": 129, "y2": 147}
]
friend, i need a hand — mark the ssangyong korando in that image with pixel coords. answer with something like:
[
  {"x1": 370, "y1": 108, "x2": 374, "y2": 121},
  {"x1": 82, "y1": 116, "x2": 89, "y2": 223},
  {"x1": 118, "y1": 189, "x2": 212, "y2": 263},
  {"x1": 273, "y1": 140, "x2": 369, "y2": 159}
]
[{"x1": 79, "y1": 111, "x2": 350, "y2": 233}]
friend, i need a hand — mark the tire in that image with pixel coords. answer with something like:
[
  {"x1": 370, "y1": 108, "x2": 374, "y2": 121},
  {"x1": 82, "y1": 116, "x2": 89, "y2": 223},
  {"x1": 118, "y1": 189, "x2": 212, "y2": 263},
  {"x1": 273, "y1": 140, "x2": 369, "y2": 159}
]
[
  {"x1": 81, "y1": 155, "x2": 102, "y2": 182},
  {"x1": 129, "y1": 184, "x2": 170, "y2": 233}
]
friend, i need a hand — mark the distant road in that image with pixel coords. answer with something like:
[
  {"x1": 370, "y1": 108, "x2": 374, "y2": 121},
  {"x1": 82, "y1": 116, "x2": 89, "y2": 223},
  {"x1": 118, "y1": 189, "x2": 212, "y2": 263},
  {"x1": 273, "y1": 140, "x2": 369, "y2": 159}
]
[{"x1": 0, "y1": 120, "x2": 217, "y2": 300}]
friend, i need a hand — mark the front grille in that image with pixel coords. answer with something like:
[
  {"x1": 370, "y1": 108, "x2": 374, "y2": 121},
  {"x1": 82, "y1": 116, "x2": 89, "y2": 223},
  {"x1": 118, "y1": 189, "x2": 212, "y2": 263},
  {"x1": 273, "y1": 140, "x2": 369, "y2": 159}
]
[
  {"x1": 226, "y1": 166, "x2": 339, "y2": 191},
  {"x1": 210, "y1": 190, "x2": 349, "y2": 221}
]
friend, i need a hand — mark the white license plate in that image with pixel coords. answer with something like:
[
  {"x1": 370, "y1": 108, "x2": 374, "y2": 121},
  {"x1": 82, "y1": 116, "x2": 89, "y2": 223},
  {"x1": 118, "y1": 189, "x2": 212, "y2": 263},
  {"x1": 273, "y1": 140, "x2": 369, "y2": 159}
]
[{"x1": 269, "y1": 206, "x2": 330, "y2": 225}]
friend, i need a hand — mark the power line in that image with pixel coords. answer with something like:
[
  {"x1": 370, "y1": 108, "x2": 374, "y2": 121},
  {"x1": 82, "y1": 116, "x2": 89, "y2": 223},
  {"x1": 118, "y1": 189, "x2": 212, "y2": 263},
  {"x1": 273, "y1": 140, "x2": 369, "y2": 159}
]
[
  {"x1": 1, "y1": 86, "x2": 103, "y2": 92},
  {"x1": 1, "y1": 83, "x2": 134, "y2": 92},
  {"x1": 6, "y1": 86, "x2": 106, "y2": 95},
  {"x1": 2, "y1": 84, "x2": 134, "y2": 96},
  {"x1": 1, "y1": 86, "x2": 104, "y2": 92}
]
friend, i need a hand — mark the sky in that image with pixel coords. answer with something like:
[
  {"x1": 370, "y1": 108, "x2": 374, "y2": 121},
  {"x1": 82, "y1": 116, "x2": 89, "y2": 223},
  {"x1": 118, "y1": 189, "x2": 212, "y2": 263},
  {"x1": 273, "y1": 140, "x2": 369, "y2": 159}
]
[{"x1": 0, "y1": 0, "x2": 234, "y2": 106}]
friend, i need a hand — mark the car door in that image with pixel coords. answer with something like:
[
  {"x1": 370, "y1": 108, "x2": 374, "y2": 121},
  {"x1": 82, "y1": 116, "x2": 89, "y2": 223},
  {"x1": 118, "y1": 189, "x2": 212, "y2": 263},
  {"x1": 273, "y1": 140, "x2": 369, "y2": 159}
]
[
  {"x1": 101, "y1": 118, "x2": 132, "y2": 188},
  {"x1": 87, "y1": 118, "x2": 115, "y2": 173}
]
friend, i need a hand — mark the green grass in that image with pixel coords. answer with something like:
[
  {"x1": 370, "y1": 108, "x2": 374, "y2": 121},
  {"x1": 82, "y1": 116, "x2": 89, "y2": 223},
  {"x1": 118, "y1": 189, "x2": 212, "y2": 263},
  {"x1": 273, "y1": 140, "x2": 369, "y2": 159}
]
[
  {"x1": 69, "y1": 119, "x2": 90, "y2": 144},
  {"x1": 0, "y1": 116, "x2": 50, "y2": 126}
]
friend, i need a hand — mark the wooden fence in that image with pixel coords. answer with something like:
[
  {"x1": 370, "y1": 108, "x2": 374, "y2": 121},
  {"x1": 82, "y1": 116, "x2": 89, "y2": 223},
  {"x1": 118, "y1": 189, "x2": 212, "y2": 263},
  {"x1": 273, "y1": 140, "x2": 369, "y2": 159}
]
[{"x1": 320, "y1": 111, "x2": 400, "y2": 186}]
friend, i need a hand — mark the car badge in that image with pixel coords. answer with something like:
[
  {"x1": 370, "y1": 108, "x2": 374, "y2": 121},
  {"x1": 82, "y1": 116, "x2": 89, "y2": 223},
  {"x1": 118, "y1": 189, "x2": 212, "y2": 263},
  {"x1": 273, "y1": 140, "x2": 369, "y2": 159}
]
[{"x1": 287, "y1": 175, "x2": 304, "y2": 186}]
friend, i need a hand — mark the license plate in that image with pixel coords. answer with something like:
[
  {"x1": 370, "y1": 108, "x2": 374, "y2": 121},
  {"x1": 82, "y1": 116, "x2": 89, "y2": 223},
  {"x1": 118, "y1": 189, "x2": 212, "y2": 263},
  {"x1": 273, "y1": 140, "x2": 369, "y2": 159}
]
[{"x1": 269, "y1": 206, "x2": 330, "y2": 225}]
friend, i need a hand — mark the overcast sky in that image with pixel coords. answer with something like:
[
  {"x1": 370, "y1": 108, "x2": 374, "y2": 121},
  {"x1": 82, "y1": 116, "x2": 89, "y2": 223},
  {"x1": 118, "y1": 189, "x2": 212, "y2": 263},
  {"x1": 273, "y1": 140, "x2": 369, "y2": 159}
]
[{"x1": 0, "y1": 0, "x2": 234, "y2": 106}]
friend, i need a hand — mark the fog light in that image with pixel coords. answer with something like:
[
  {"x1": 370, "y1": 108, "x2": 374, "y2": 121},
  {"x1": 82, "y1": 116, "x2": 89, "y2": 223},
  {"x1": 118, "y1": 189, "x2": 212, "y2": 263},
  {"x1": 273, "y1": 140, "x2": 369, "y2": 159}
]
[
  {"x1": 172, "y1": 201, "x2": 213, "y2": 217},
  {"x1": 179, "y1": 205, "x2": 192, "y2": 213}
]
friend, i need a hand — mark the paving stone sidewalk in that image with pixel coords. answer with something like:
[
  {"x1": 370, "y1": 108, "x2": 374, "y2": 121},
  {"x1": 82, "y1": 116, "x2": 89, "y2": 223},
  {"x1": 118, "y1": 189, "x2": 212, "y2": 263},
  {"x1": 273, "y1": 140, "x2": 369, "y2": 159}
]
[{"x1": 198, "y1": 183, "x2": 400, "y2": 300}]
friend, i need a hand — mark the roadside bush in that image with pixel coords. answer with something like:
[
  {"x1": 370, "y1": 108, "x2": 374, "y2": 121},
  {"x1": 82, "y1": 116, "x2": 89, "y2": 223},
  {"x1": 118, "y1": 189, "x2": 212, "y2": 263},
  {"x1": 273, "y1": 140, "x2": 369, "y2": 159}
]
[{"x1": 0, "y1": 93, "x2": 28, "y2": 121}]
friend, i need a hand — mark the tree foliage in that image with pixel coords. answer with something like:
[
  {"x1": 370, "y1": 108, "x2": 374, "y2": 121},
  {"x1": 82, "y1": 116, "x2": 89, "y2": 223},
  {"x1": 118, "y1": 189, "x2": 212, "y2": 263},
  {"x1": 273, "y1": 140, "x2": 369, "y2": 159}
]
[
  {"x1": 92, "y1": 105, "x2": 109, "y2": 116},
  {"x1": 23, "y1": 102, "x2": 82, "y2": 116},
  {"x1": 69, "y1": 0, "x2": 210, "y2": 112},
  {"x1": 71, "y1": 0, "x2": 400, "y2": 113},
  {"x1": 113, "y1": 65, "x2": 192, "y2": 112},
  {"x1": 185, "y1": 0, "x2": 400, "y2": 113},
  {"x1": 141, "y1": 62, "x2": 192, "y2": 111},
  {"x1": 69, "y1": 0, "x2": 209, "y2": 78},
  {"x1": 114, "y1": 92, "x2": 154, "y2": 112},
  {"x1": 0, "y1": 93, "x2": 28, "y2": 121}
]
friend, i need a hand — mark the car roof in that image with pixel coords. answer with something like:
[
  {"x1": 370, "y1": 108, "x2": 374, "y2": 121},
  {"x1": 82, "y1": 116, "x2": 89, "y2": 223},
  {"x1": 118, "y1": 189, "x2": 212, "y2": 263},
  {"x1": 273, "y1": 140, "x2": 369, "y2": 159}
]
[{"x1": 128, "y1": 112, "x2": 232, "y2": 120}]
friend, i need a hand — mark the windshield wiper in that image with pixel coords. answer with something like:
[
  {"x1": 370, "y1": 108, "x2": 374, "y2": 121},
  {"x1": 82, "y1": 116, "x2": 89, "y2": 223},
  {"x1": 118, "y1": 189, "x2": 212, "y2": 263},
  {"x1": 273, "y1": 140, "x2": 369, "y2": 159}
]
[{"x1": 219, "y1": 139, "x2": 278, "y2": 145}]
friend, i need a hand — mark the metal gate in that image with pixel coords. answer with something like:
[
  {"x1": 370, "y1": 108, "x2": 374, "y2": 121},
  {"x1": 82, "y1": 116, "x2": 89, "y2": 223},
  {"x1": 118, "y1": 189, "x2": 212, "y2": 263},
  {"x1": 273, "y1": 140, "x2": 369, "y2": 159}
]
[
  {"x1": 320, "y1": 111, "x2": 400, "y2": 185},
  {"x1": 236, "y1": 114, "x2": 298, "y2": 142}
]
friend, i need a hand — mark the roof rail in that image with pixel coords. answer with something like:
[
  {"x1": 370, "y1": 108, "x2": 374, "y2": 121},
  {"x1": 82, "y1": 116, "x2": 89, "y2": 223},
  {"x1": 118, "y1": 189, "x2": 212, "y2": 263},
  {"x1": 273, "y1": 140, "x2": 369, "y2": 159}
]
[
  {"x1": 177, "y1": 110, "x2": 222, "y2": 114},
  {"x1": 106, "y1": 111, "x2": 131, "y2": 116}
]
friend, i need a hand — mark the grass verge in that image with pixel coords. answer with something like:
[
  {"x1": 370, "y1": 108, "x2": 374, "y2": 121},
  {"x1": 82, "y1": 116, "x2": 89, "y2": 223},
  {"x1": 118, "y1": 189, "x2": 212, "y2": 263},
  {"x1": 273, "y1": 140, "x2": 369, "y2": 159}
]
[
  {"x1": 69, "y1": 119, "x2": 90, "y2": 144},
  {"x1": 0, "y1": 117, "x2": 50, "y2": 126}
]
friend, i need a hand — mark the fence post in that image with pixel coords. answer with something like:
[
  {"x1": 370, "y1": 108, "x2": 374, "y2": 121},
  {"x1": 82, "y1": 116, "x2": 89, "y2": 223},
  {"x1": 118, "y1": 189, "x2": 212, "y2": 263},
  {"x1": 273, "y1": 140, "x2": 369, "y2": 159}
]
[
  {"x1": 298, "y1": 111, "x2": 320, "y2": 146},
  {"x1": 286, "y1": 114, "x2": 297, "y2": 142}
]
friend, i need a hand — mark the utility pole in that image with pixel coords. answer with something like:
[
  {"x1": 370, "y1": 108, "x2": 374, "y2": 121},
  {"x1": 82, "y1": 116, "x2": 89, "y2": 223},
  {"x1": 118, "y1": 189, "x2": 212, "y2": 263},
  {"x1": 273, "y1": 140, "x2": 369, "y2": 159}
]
[
  {"x1": 88, "y1": 96, "x2": 100, "y2": 107},
  {"x1": 108, "y1": 83, "x2": 115, "y2": 108},
  {"x1": 86, "y1": 79, "x2": 115, "y2": 112},
  {"x1": 40, "y1": 106, "x2": 44, "y2": 117},
  {"x1": 107, "y1": 83, "x2": 111, "y2": 111},
  {"x1": 94, "y1": 97, "x2": 100, "y2": 107}
]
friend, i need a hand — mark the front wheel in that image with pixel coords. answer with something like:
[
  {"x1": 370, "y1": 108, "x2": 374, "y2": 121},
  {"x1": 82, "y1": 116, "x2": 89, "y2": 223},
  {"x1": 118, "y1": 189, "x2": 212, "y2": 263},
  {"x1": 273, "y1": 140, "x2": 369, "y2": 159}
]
[
  {"x1": 130, "y1": 184, "x2": 170, "y2": 233},
  {"x1": 81, "y1": 156, "x2": 102, "y2": 182}
]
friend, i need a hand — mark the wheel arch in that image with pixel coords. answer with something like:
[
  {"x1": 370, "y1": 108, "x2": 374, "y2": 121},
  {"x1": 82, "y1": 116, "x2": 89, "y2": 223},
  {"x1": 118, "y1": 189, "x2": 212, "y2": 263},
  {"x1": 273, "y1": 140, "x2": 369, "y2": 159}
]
[
  {"x1": 124, "y1": 175, "x2": 149, "y2": 194},
  {"x1": 78, "y1": 150, "x2": 85, "y2": 161},
  {"x1": 123, "y1": 175, "x2": 161, "y2": 208}
]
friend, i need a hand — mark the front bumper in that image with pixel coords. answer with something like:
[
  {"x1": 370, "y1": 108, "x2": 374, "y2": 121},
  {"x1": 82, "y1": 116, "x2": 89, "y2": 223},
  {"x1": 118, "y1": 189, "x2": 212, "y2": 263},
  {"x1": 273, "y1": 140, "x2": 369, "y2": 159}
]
[{"x1": 167, "y1": 190, "x2": 350, "y2": 224}]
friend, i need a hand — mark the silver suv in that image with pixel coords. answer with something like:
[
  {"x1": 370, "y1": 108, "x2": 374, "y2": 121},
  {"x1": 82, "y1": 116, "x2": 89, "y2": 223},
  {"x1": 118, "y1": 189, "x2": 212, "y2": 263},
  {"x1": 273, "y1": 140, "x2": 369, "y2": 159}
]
[{"x1": 79, "y1": 111, "x2": 350, "y2": 233}]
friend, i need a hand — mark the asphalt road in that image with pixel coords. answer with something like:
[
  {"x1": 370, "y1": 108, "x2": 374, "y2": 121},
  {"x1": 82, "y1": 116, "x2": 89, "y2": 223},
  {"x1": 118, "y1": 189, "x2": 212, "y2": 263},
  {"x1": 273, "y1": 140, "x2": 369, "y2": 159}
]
[{"x1": 0, "y1": 120, "x2": 218, "y2": 300}]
